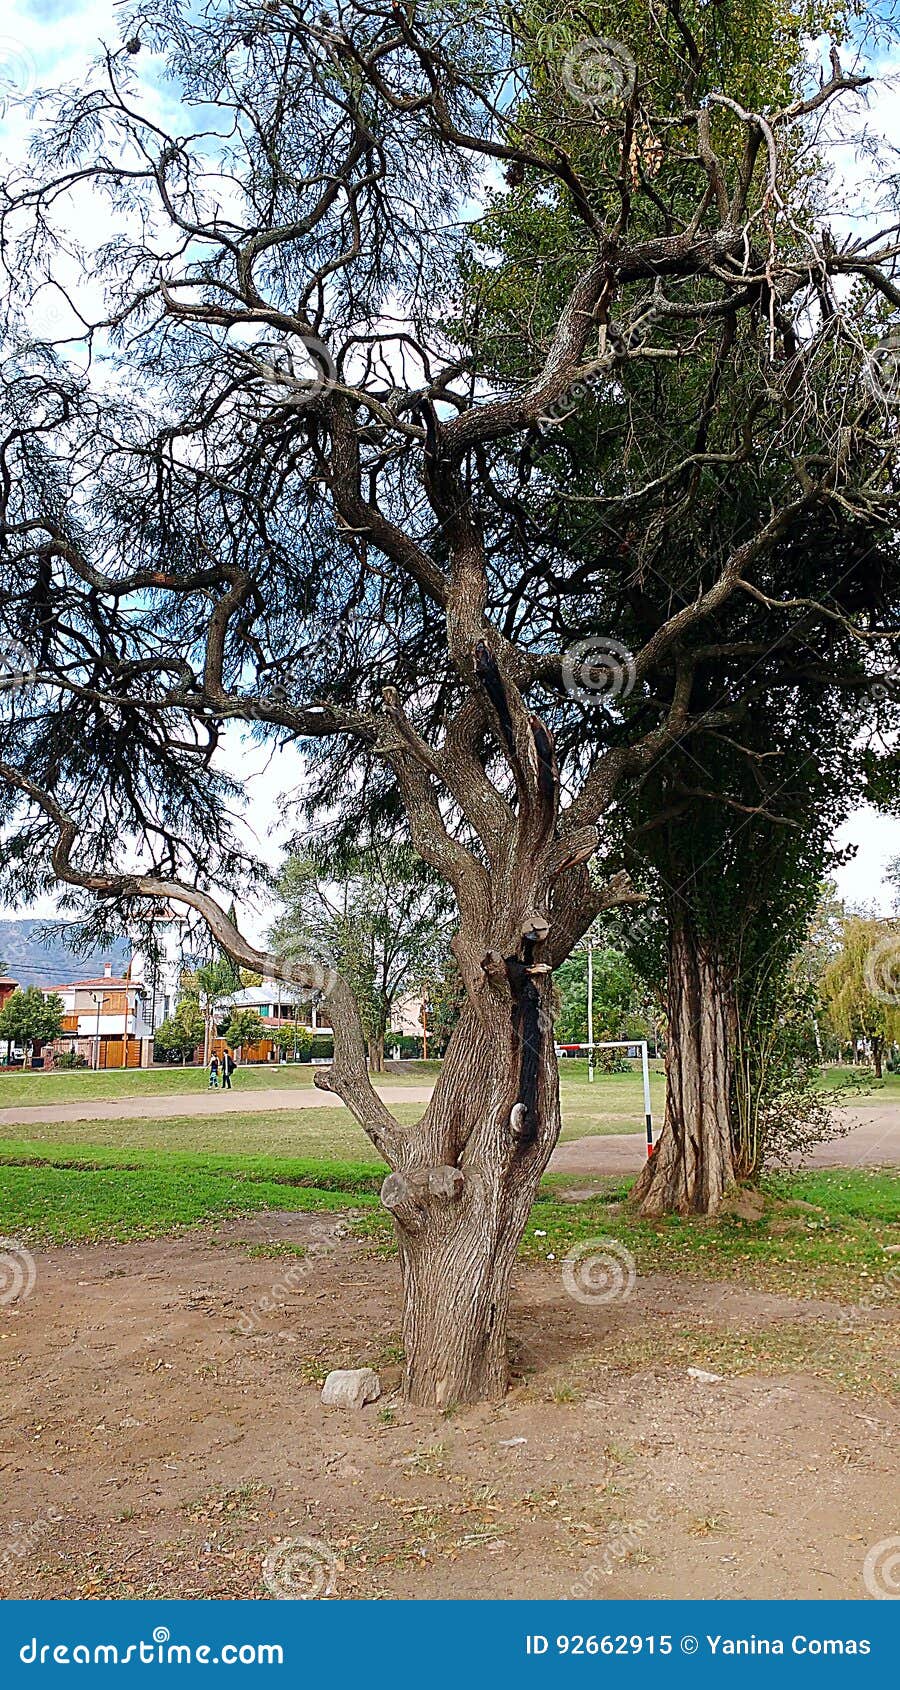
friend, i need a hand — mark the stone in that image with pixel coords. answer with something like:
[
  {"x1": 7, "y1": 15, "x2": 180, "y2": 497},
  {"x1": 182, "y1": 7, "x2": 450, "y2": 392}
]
[
  {"x1": 321, "y1": 1367, "x2": 381, "y2": 1409},
  {"x1": 687, "y1": 1367, "x2": 724, "y2": 1384}
]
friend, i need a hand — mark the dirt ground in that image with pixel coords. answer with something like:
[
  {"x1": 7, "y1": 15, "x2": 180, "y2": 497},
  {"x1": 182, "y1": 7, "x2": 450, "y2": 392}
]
[{"x1": 1, "y1": 1211, "x2": 896, "y2": 1602}]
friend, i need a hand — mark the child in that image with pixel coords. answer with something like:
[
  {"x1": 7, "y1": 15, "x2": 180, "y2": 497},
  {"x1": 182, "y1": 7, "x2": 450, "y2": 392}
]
[{"x1": 208, "y1": 1053, "x2": 219, "y2": 1088}]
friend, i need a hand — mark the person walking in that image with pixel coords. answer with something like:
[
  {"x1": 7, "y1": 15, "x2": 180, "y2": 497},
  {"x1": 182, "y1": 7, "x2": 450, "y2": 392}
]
[
  {"x1": 222, "y1": 1049, "x2": 235, "y2": 1090},
  {"x1": 208, "y1": 1053, "x2": 219, "y2": 1088}
]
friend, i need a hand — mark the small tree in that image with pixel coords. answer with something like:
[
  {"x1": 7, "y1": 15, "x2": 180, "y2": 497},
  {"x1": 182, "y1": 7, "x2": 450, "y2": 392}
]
[
  {"x1": 183, "y1": 956, "x2": 241, "y2": 1064},
  {"x1": 222, "y1": 1007, "x2": 267, "y2": 1057},
  {"x1": 0, "y1": 987, "x2": 64, "y2": 1065},
  {"x1": 822, "y1": 917, "x2": 900, "y2": 1079},
  {"x1": 155, "y1": 997, "x2": 204, "y2": 1065},
  {"x1": 271, "y1": 846, "x2": 453, "y2": 1073},
  {"x1": 554, "y1": 947, "x2": 646, "y2": 1047},
  {"x1": 272, "y1": 1022, "x2": 314, "y2": 1062}
]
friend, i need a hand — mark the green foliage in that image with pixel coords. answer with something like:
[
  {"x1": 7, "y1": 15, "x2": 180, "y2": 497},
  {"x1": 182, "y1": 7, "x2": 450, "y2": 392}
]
[
  {"x1": 822, "y1": 916, "x2": 900, "y2": 1056},
  {"x1": 271, "y1": 1022, "x2": 314, "y2": 1060},
  {"x1": 271, "y1": 844, "x2": 453, "y2": 1058},
  {"x1": 554, "y1": 947, "x2": 647, "y2": 1043},
  {"x1": 222, "y1": 1007, "x2": 267, "y2": 1051},
  {"x1": 0, "y1": 986, "x2": 65, "y2": 1055},
  {"x1": 154, "y1": 996, "x2": 205, "y2": 1063}
]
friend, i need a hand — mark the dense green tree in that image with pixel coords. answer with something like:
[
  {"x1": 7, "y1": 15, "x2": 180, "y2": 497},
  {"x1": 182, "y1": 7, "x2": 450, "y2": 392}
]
[
  {"x1": 271, "y1": 1021, "x2": 314, "y2": 1061},
  {"x1": 822, "y1": 915, "x2": 900, "y2": 1078},
  {"x1": 554, "y1": 947, "x2": 646, "y2": 1046},
  {"x1": 463, "y1": 0, "x2": 899, "y2": 1211},
  {"x1": 0, "y1": 986, "x2": 64, "y2": 1065},
  {"x1": 155, "y1": 996, "x2": 205, "y2": 1064},
  {"x1": 222, "y1": 1007, "x2": 267, "y2": 1054}
]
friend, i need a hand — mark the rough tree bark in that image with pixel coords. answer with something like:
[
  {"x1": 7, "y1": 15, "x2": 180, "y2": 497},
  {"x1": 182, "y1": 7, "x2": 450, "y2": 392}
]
[{"x1": 631, "y1": 909, "x2": 737, "y2": 1217}]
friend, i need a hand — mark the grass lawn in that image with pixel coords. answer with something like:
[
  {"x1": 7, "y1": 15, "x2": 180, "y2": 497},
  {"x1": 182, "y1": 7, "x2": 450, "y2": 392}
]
[
  {"x1": 0, "y1": 1107, "x2": 402, "y2": 1160},
  {"x1": 0, "y1": 1059, "x2": 447, "y2": 1107},
  {"x1": 0, "y1": 1061, "x2": 669, "y2": 1150},
  {"x1": 1, "y1": 1137, "x2": 897, "y2": 1303}
]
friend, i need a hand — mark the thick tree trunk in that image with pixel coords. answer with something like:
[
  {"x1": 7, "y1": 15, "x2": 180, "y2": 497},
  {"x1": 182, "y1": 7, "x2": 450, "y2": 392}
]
[
  {"x1": 872, "y1": 1037, "x2": 883, "y2": 1080},
  {"x1": 632, "y1": 912, "x2": 736, "y2": 1217},
  {"x1": 367, "y1": 1034, "x2": 384, "y2": 1073},
  {"x1": 382, "y1": 976, "x2": 560, "y2": 1407}
]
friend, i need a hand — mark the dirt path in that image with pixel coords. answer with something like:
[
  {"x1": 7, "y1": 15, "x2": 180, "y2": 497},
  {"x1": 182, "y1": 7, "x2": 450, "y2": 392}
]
[
  {"x1": 1, "y1": 1215, "x2": 895, "y2": 1601},
  {"x1": 552, "y1": 1100, "x2": 900, "y2": 1175},
  {"x1": 0, "y1": 1085, "x2": 435, "y2": 1128}
]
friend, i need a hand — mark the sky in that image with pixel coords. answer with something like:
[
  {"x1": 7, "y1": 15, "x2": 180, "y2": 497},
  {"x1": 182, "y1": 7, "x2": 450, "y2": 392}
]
[{"x1": 1, "y1": 1, "x2": 899, "y2": 933}]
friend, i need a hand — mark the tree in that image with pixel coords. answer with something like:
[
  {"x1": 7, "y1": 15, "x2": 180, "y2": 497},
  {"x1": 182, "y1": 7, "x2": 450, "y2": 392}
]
[
  {"x1": 822, "y1": 916, "x2": 900, "y2": 1079},
  {"x1": 0, "y1": 3, "x2": 898, "y2": 1402},
  {"x1": 272, "y1": 1021, "x2": 314, "y2": 1061},
  {"x1": 155, "y1": 996, "x2": 204, "y2": 1065},
  {"x1": 0, "y1": 987, "x2": 64, "y2": 1065},
  {"x1": 270, "y1": 846, "x2": 453, "y2": 1072},
  {"x1": 222, "y1": 1007, "x2": 267, "y2": 1055},
  {"x1": 554, "y1": 947, "x2": 646, "y2": 1046},
  {"x1": 463, "y1": 0, "x2": 900, "y2": 1213},
  {"x1": 184, "y1": 957, "x2": 241, "y2": 1065}
]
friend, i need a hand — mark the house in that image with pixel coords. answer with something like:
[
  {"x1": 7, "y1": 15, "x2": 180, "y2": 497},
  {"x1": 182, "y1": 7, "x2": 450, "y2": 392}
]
[
  {"x1": 211, "y1": 982, "x2": 332, "y2": 1063},
  {"x1": 44, "y1": 963, "x2": 153, "y2": 1069},
  {"x1": 127, "y1": 906, "x2": 193, "y2": 1034},
  {"x1": 0, "y1": 977, "x2": 18, "y2": 1014}
]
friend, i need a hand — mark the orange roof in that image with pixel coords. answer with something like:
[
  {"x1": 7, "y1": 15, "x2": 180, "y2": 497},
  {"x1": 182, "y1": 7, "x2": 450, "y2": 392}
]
[{"x1": 50, "y1": 977, "x2": 143, "y2": 992}]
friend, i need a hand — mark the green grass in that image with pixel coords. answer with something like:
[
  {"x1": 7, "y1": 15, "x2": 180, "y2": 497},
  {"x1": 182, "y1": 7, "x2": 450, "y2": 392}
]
[
  {"x1": 0, "y1": 1106, "x2": 409, "y2": 1161},
  {"x1": 518, "y1": 1166, "x2": 900, "y2": 1301},
  {"x1": 0, "y1": 1058, "x2": 449, "y2": 1107},
  {"x1": 2, "y1": 1138, "x2": 896, "y2": 1302},
  {"x1": 813, "y1": 1065, "x2": 900, "y2": 1096},
  {"x1": 554, "y1": 1059, "x2": 666, "y2": 1139},
  {"x1": 0, "y1": 1142, "x2": 383, "y2": 1242}
]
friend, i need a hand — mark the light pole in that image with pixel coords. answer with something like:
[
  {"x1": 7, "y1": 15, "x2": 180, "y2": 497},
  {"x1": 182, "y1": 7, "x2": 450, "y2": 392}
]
[
  {"x1": 587, "y1": 941, "x2": 594, "y2": 1084},
  {"x1": 91, "y1": 991, "x2": 103, "y2": 1071}
]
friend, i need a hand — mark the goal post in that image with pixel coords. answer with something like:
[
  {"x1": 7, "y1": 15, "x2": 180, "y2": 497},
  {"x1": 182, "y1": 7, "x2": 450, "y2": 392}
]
[{"x1": 555, "y1": 1037, "x2": 655, "y2": 1156}]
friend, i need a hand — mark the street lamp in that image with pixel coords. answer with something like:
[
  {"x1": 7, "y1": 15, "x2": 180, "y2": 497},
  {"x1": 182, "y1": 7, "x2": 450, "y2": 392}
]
[
  {"x1": 90, "y1": 990, "x2": 103, "y2": 1071},
  {"x1": 587, "y1": 941, "x2": 594, "y2": 1084}
]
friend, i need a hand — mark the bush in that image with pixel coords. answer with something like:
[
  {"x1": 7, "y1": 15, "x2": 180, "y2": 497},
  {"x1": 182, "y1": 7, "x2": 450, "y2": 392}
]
[
  {"x1": 309, "y1": 1034, "x2": 334, "y2": 1061},
  {"x1": 52, "y1": 1050, "x2": 88, "y2": 1070}
]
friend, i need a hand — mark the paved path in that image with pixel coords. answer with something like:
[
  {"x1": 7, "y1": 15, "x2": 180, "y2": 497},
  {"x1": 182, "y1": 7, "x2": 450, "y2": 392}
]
[
  {"x1": 0, "y1": 1085, "x2": 435, "y2": 1128},
  {"x1": 550, "y1": 1099, "x2": 900, "y2": 1175}
]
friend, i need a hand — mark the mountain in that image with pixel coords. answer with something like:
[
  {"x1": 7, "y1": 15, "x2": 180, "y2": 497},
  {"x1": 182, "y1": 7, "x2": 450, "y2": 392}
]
[{"x1": 0, "y1": 920, "x2": 131, "y2": 989}]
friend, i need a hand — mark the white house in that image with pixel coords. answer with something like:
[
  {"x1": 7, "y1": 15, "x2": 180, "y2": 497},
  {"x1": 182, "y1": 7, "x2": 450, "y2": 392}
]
[{"x1": 128, "y1": 906, "x2": 194, "y2": 1033}]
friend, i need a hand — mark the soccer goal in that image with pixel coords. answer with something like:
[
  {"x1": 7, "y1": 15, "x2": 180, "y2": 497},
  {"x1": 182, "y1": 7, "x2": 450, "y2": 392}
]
[{"x1": 555, "y1": 1037, "x2": 655, "y2": 1156}]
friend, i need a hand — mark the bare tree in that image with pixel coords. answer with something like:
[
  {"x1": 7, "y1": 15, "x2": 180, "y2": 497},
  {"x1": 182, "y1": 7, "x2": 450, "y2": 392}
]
[{"x1": 1, "y1": 3, "x2": 898, "y2": 1401}]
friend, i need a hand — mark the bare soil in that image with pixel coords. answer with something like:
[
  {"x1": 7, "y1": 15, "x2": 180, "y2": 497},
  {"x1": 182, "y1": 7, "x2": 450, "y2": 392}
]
[{"x1": 1, "y1": 1213, "x2": 896, "y2": 1602}]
